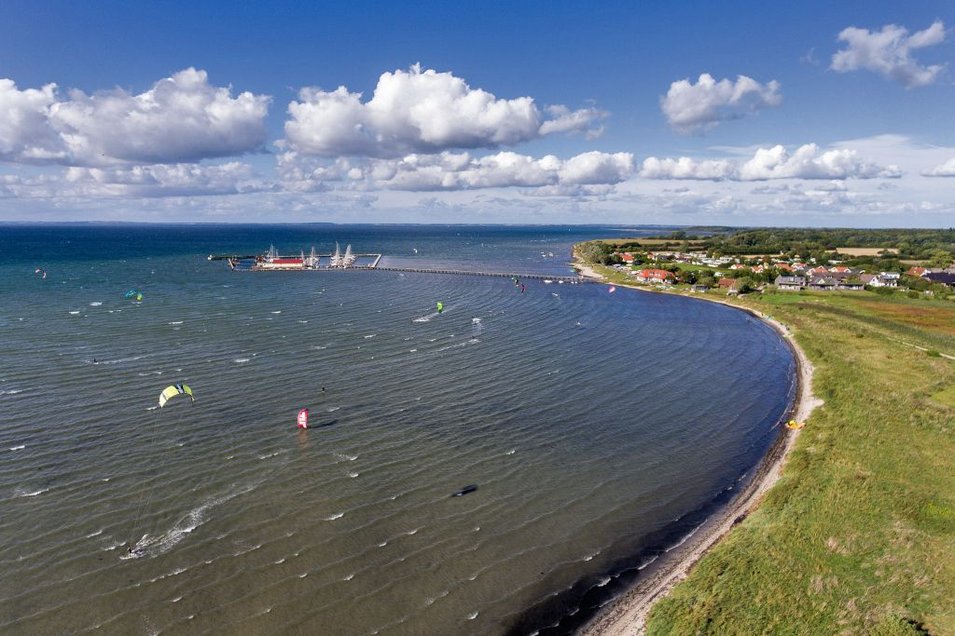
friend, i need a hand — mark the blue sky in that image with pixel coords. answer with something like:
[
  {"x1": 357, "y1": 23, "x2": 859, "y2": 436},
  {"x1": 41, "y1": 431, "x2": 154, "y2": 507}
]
[{"x1": 1, "y1": 0, "x2": 953, "y2": 226}]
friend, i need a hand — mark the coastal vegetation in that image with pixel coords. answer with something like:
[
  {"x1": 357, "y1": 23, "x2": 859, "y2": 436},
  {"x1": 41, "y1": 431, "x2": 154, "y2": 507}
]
[
  {"x1": 645, "y1": 289, "x2": 955, "y2": 635},
  {"x1": 625, "y1": 228, "x2": 955, "y2": 260},
  {"x1": 576, "y1": 226, "x2": 955, "y2": 299},
  {"x1": 575, "y1": 248, "x2": 955, "y2": 634}
]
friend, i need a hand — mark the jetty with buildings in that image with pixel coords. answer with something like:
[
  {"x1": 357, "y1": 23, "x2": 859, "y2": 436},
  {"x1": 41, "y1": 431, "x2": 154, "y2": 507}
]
[
  {"x1": 208, "y1": 243, "x2": 383, "y2": 271},
  {"x1": 208, "y1": 244, "x2": 583, "y2": 283}
]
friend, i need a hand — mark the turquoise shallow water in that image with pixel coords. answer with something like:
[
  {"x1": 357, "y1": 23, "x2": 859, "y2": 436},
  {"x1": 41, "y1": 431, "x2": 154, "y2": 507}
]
[{"x1": 0, "y1": 224, "x2": 794, "y2": 635}]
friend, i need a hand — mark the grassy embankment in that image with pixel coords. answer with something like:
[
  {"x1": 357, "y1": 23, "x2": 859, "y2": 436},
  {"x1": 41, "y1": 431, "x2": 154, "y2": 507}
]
[{"x1": 583, "y1": 262, "x2": 955, "y2": 634}]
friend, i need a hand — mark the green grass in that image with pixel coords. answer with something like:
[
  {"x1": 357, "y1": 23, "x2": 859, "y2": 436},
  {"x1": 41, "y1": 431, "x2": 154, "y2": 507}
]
[{"x1": 643, "y1": 290, "x2": 955, "y2": 635}]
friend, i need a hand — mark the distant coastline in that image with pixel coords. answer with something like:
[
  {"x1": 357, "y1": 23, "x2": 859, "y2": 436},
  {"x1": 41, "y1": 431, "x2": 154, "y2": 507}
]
[{"x1": 574, "y1": 256, "x2": 822, "y2": 635}]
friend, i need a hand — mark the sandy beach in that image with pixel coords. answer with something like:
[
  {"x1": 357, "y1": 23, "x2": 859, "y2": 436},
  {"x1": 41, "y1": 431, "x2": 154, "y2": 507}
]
[{"x1": 575, "y1": 259, "x2": 823, "y2": 635}]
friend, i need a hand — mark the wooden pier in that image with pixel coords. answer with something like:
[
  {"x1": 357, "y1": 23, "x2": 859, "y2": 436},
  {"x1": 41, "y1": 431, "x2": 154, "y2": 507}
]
[
  {"x1": 372, "y1": 266, "x2": 583, "y2": 283},
  {"x1": 208, "y1": 254, "x2": 590, "y2": 284},
  {"x1": 209, "y1": 254, "x2": 583, "y2": 283}
]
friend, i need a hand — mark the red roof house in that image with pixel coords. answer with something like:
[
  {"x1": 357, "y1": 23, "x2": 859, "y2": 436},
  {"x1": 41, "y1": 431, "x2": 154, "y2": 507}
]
[{"x1": 634, "y1": 268, "x2": 675, "y2": 284}]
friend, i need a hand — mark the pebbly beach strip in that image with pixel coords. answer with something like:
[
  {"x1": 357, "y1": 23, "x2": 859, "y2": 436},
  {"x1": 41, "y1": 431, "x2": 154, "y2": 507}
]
[{"x1": 574, "y1": 259, "x2": 823, "y2": 636}]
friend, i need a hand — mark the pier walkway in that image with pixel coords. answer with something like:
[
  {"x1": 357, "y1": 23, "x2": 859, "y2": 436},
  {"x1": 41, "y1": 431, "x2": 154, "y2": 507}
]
[
  {"x1": 208, "y1": 254, "x2": 584, "y2": 283},
  {"x1": 372, "y1": 266, "x2": 583, "y2": 283}
]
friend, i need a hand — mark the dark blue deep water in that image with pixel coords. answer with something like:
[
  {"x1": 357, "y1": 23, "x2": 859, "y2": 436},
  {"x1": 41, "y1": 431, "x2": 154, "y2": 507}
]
[{"x1": 0, "y1": 224, "x2": 795, "y2": 635}]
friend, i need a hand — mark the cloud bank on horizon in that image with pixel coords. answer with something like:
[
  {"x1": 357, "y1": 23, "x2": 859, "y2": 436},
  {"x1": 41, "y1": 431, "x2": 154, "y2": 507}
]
[{"x1": 0, "y1": 12, "x2": 953, "y2": 226}]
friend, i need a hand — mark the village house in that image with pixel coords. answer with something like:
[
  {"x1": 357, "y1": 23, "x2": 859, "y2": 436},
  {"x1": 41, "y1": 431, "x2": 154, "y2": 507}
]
[
  {"x1": 807, "y1": 276, "x2": 837, "y2": 291},
  {"x1": 634, "y1": 268, "x2": 675, "y2": 284},
  {"x1": 774, "y1": 275, "x2": 806, "y2": 291},
  {"x1": 925, "y1": 272, "x2": 955, "y2": 289},
  {"x1": 860, "y1": 272, "x2": 899, "y2": 288},
  {"x1": 837, "y1": 279, "x2": 865, "y2": 291}
]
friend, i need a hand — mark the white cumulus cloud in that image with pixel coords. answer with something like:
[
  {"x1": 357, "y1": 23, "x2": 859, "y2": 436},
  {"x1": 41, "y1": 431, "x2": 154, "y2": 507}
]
[
  {"x1": 284, "y1": 64, "x2": 606, "y2": 158},
  {"x1": 660, "y1": 73, "x2": 781, "y2": 134},
  {"x1": 0, "y1": 80, "x2": 64, "y2": 162},
  {"x1": 831, "y1": 20, "x2": 947, "y2": 87},
  {"x1": 0, "y1": 68, "x2": 270, "y2": 166},
  {"x1": 740, "y1": 144, "x2": 901, "y2": 180},
  {"x1": 277, "y1": 149, "x2": 633, "y2": 192},
  {"x1": 3, "y1": 162, "x2": 270, "y2": 198},
  {"x1": 640, "y1": 144, "x2": 900, "y2": 181},
  {"x1": 639, "y1": 156, "x2": 737, "y2": 180},
  {"x1": 922, "y1": 158, "x2": 955, "y2": 177}
]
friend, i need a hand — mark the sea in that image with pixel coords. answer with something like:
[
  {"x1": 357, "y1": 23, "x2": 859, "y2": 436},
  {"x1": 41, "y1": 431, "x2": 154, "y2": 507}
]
[{"x1": 0, "y1": 224, "x2": 796, "y2": 635}]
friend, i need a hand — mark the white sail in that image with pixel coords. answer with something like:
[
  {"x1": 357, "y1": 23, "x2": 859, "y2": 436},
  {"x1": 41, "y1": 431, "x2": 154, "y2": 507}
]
[{"x1": 343, "y1": 244, "x2": 356, "y2": 267}]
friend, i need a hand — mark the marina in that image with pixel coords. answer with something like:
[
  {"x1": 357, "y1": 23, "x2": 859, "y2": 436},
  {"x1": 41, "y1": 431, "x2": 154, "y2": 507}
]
[
  {"x1": 208, "y1": 243, "x2": 383, "y2": 270},
  {"x1": 209, "y1": 244, "x2": 585, "y2": 282}
]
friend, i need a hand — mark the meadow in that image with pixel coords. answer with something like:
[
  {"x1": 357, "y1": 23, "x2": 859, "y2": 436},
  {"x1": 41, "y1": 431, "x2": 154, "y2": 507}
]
[{"x1": 644, "y1": 289, "x2": 955, "y2": 635}]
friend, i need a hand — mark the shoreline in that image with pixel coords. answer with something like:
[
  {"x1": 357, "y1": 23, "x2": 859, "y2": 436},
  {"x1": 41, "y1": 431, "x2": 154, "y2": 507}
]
[{"x1": 574, "y1": 259, "x2": 823, "y2": 636}]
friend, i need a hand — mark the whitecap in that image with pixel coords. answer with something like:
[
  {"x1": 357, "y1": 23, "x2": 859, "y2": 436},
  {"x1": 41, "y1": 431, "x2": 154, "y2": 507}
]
[
  {"x1": 467, "y1": 612, "x2": 479, "y2": 620},
  {"x1": 364, "y1": 334, "x2": 376, "y2": 339},
  {"x1": 69, "y1": 311, "x2": 80, "y2": 315},
  {"x1": 665, "y1": 525, "x2": 700, "y2": 552},
  {"x1": 89, "y1": 301, "x2": 103, "y2": 307},
  {"x1": 298, "y1": 320, "x2": 308, "y2": 324},
  {"x1": 343, "y1": 573, "x2": 355, "y2": 581},
  {"x1": 505, "y1": 448, "x2": 516, "y2": 456},
  {"x1": 637, "y1": 555, "x2": 658, "y2": 570},
  {"x1": 595, "y1": 575, "x2": 612, "y2": 587},
  {"x1": 85, "y1": 529, "x2": 104, "y2": 538},
  {"x1": 271, "y1": 311, "x2": 282, "y2": 314},
  {"x1": 129, "y1": 481, "x2": 261, "y2": 557},
  {"x1": 378, "y1": 541, "x2": 388, "y2": 547},
  {"x1": 324, "y1": 512, "x2": 344, "y2": 521},
  {"x1": 348, "y1": 472, "x2": 359, "y2": 478},
  {"x1": 234, "y1": 358, "x2": 250, "y2": 364},
  {"x1": 326, "y1": 406, "x2": 341, "y2": 412},
  {"x1": 168, "y1": 321, "x2": 183, "y2": 325},
  {"x1": 409, "y1": 349, "x2": 417, "y2": 353},
  {"x1": 9, "y1": 445, "x2": 25, "y2": 451},
  {"x1": 14, "y1": 486, "x2": 50, "y2": 498},
  {"x1": 274, "y1": 558, "x2": 286, "y2": 564},
  {"x1": 312, "y1": 345, "x2": 327, "y2": 350}
]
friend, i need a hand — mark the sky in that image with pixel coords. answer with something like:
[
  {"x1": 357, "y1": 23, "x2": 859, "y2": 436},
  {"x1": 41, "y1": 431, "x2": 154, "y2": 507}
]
[{"x1": 1, "y1": 0, "x2": 954, "y2": 227}]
